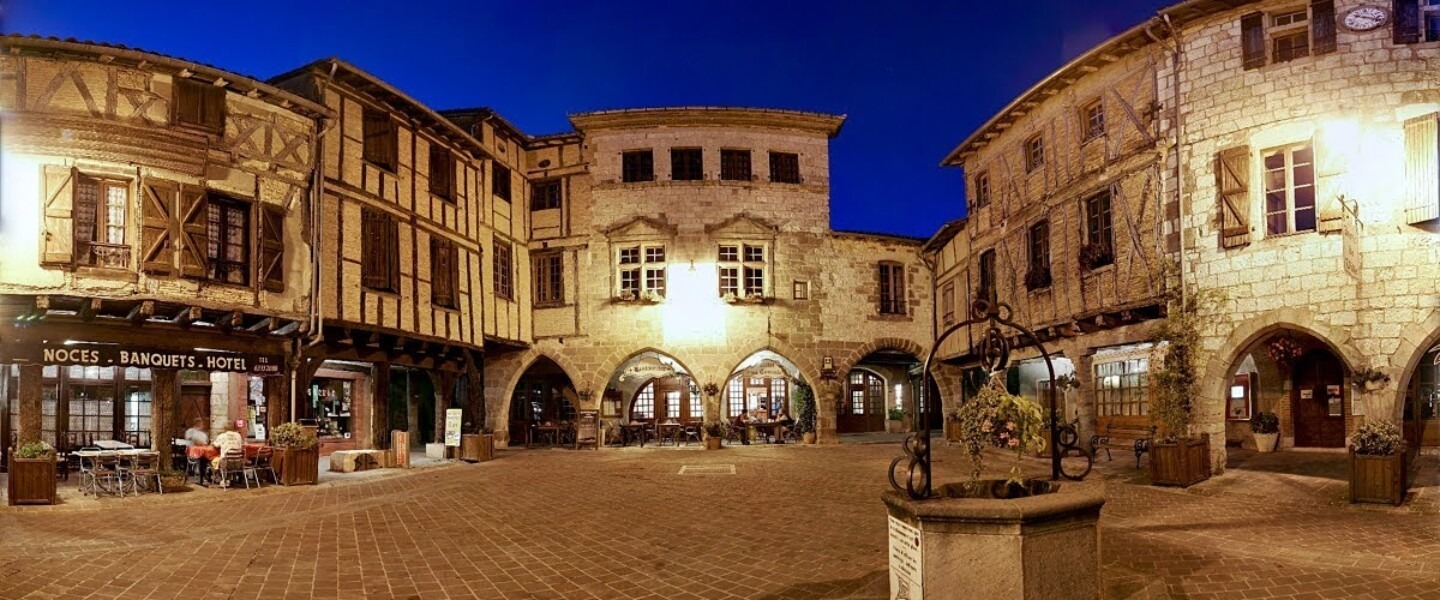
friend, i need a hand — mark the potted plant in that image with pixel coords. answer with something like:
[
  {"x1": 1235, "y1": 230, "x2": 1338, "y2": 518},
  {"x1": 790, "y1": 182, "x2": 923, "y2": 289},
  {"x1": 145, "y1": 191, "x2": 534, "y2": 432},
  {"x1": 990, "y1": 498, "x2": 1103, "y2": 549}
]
[
  {"x1": 1148, "y1": 281, "x2": 1220, "y2": 487},
  {"x1": 1352, "y1": 367, "x2": 1391, "y2": 391},
  {"x1": 1024, "y1": 265, "x2": 1052, "y2": 291},
  {"x1": 886, "y1": 406, "x2": 907, "y2": 433},
  {"x1": 270, "y1": 422, "x2": 320, "y2": 486},
  {"x1": 7, "y1": 441, "x2": 57, "y2": 506},
  {"x1": 1249, "y1": 411, "x2": 1280, "y2": 452},
  {"x1": 158, "y1": 468, "x2": 191, "y2": 492},
  {"x1": 1349, "y1": 420, "x2": 1407, "y2": 506},
  {"x1": 950, "y1": 371, "x2": 1050, "y2": 493},
  {"x1": 1077, "y1": 242, "x2": 1113, "y2": 271},
  {"x1": 792, "y1": 380, "x2": 818, "y2": 444},
  {"x1": 702, "y1": 422, "x2": 726, "y2": 450}
]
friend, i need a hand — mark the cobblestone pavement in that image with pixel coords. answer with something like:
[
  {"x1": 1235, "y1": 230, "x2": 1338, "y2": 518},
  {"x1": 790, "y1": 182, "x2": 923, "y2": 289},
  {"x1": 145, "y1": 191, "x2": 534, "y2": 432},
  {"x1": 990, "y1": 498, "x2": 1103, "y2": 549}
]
[{"x1": 3, "y1": 443, "x2": 1440, "y2": 600}]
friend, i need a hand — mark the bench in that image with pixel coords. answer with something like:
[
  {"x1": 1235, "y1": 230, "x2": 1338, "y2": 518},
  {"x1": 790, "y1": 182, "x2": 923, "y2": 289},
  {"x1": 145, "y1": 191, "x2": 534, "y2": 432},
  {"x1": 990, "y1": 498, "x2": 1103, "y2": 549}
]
[
  {"x1": 1089, "y1": 424, "x2": 1156, "y2": 468},
  {"x1": 328, "y1": 449, "x2": 383, "y2": 473}
]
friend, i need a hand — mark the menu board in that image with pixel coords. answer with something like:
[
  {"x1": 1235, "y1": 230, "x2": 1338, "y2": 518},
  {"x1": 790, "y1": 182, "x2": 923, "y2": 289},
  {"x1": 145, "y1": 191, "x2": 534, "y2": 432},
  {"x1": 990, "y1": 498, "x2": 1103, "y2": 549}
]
[{"x1": 444, "y1": 408, "x2": 463, "y2": 447}]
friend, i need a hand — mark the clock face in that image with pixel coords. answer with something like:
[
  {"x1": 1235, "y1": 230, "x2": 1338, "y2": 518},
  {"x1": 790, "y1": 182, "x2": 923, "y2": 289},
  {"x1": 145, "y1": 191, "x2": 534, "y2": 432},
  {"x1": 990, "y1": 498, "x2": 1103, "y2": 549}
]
[{"x1": 1343, "y1": 6, "x2": 1389, "y2": 31}]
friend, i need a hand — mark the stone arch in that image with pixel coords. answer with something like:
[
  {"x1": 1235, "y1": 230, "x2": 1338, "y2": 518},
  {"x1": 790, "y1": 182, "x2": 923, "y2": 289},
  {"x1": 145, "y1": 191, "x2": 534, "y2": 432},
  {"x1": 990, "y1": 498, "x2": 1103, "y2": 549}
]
[
  {"x1": 592, "y1": 346, "x2": 700, "y2": 394},
  {"x1": 834, "y1": 337, "x2": 929, "y2": 380},
  {"x1": 1390, "y1": 307, "x2": 1440, "y2": 422},
  {"x1": 492, "y1": 350, "x2": 586, "y2": 431},
  {"x1": 718, "y1": 342, "x2": 820, "y2": 390}
]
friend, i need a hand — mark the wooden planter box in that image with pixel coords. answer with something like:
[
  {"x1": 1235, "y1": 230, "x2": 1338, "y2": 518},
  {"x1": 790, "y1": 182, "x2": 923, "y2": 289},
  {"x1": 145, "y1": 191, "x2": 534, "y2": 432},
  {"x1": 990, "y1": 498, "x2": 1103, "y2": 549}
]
[
  {"x1": 6, "y1": 454, "x2": 57, "y2": 506},
  {"x1": 273, "y1": 446, "x2": 319, "y2": 486},
  {"x1": 705, "y1": 436, "x2": 723, "y2": 450},
  {"x1": 1350, "y1": 449, "x2": 1407, "y2": 506},
  {"x1": 1149, "y1": 434, "x2": 1211, "y2": 487}
]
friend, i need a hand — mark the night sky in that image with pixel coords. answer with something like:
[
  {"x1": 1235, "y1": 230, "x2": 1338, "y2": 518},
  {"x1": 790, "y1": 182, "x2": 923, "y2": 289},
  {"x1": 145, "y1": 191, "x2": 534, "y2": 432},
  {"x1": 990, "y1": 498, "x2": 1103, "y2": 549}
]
[{"x1": 5, "y1": 0, "x2": 1173, "y2": 240}]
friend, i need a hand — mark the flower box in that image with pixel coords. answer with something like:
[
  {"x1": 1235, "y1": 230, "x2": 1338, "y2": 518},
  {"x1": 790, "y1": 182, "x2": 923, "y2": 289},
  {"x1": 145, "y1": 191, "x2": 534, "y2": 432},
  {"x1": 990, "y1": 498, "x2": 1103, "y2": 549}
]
[
  {"x1": 1149, "y1": 434, "x2": 1211, "y2": 487},
  {"x1": 6, "y1": 454, "x2": 57, "y2": 506},
  {"x1": 273, "y1": 446, "x2": 319, "y2": 486},
  {"x1": 1349, "y1": 448, "x2": 1407, "y2": 506}
]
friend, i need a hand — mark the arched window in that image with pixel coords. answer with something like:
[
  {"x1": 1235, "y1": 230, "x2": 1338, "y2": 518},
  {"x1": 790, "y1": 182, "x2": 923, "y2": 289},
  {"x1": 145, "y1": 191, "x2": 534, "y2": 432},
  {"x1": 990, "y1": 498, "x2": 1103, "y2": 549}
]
[{"x1": 725, "y1": 376, "x2": 788, "y2": 417}]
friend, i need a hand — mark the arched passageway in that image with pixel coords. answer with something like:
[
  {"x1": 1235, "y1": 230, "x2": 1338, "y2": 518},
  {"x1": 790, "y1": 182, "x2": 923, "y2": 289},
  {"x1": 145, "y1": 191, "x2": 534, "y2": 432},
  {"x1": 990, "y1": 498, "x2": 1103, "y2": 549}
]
[{"x1": 508, "y1": 357, "x2": 576, "y2": 446}]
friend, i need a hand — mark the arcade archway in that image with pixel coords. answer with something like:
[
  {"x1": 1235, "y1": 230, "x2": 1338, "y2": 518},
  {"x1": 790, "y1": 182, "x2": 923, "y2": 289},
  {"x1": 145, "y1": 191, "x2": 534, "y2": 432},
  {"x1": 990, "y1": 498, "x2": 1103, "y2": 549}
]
[{"x1": 508, "y1": 357, "x2": 576, "y2": 445}]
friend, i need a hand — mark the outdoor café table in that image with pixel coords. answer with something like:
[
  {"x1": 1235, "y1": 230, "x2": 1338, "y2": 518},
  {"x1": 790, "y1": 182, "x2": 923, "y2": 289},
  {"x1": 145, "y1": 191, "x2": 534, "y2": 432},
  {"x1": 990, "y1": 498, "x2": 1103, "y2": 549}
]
[
  {"x1": 657, "y1": 422, "x2": 681, "y2": 446},
  {"x1": 749, "y1": 421, "x2": 784, "y2": 444},
  {"x1": 529, "y1": 424, "x2": 563, "y2": 448},
  {"x1": 93, "y1": 439, "x2": 134, "y2": 450},
  {"x1": 242, "y1": 443, "x2": 265, "y2": 459},
  {"x1": 620, "y1": 423, "x2": 648, "y2": 447}
]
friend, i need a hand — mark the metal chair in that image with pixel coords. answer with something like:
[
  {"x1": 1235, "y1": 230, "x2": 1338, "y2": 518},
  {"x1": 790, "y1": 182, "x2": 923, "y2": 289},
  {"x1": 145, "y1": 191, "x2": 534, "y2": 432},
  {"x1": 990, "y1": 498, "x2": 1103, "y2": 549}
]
[
  {"x1": 129, "y1": 451, "x2": 163, "y2": 495},
  {"x1": 94, "y1": 451, "x2": 125, "y2": 497},
  {"x1": 216, "y1": 449, "x2": 253, "y2": 490},
  {"x1": 680, "y1": 423, "x2": 702, "y2": 446},
  {"x1": 247, "y1": 446, "x2": 277, "y2": 486}
]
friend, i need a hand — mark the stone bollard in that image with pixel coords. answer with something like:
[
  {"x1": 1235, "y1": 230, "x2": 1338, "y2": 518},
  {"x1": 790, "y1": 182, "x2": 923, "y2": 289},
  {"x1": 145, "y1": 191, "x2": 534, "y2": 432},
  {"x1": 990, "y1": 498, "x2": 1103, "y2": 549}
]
[{"x1": 882, "y1": 482, "x2": 1105, "y2": 600}]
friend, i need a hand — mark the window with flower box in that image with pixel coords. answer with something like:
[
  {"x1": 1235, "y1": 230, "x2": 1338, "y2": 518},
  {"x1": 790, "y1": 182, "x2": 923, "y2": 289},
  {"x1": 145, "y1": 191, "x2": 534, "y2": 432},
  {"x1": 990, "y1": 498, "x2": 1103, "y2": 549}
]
[
  {"x1": 617, "y1": 244, "x2": 666, "y2": 299},
  {"x1": 718, "y1": 243, "x2": 766, "y2": 298}
]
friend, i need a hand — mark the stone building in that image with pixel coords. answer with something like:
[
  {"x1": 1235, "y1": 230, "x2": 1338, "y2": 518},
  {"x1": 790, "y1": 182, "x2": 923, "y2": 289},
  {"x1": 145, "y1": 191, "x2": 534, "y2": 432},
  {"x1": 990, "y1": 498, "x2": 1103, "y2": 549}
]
[
  {"x1": 0, "y1": 36, "x2": 326, "y2": 455},
  {"x1": 930, "y1": 0, "x2": 1440, "y2": 470}
]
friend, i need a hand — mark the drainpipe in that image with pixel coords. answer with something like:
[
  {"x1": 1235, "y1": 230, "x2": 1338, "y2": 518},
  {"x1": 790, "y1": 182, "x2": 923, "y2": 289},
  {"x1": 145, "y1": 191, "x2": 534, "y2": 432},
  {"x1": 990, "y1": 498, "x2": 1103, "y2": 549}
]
[
  {"x1": 1145, "y1": 14, "x2": 1186, "y2": 304},
  {"x1": 292, "y1": 60, "x2": 340, "y2": 421}
]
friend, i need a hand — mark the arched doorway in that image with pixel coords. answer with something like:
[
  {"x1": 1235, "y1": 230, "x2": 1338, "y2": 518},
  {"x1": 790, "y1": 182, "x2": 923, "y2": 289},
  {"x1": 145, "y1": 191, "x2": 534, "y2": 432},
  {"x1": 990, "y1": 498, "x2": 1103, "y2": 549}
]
[
  {"x1": 1403, "y1": 344, "x2": 1440, "y2": 447},
  {"x1": 508, "y1": 357, "x2": 576, "y2": 445},
  {"x1": 1291, "y1": 348, "x2": 1346, "y2": 447},
  {"x1": 723, "y1": 351, "x2": 804, "y2": 420},
  {"x1": 838, "y1": 369, "x2": 886, "y2": 433},
  {"x1": 630, "y1": 377, "x2": 702, "y2": 423}
]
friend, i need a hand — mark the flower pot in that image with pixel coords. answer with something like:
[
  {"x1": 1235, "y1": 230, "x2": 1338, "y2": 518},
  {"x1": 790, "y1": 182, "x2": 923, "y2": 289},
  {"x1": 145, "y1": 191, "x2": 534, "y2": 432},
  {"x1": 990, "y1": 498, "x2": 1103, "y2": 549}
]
[
  {"x1": 704, "y1": 437, "x2": 723, "y2": 451},
  {"x1": 885, "y1": 419, "x2": 904, "y2": 434},
  {"x1": 1349, "y1": 448, "x2": 1407, "y2": 506},
  {"x1": 1149, "y1": 434, "x2": 1211, "y2": 487},
  {"x1": 6, "y1": 454, "x2": 57, "y2": 506},
  {"x1": 273, "y1": 446, "x2": 319, "y2": 486},
  {"x1": 1253, "y1": 432, "x2": 1279, "y2": 453},
  {"x1": 802, "y1": 432, "x2": 817, "y2": 445}
]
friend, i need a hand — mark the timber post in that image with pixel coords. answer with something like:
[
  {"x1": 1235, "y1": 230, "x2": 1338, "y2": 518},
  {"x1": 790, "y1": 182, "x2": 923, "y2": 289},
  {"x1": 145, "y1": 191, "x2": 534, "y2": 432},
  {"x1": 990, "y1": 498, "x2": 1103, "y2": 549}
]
[
  {"x1": 373, "y1": 362, "x2": 390, "y2": 450},
  {"x1": 265, "y1": 374, "x2": 290, "y2": 433},
  {"x1": 465, "y1": 349, "x2": 484, "y2": 434},
  {"x1": 150, "y1": 369, "x2": 178, "y2": 453},
  {"x1": 430, "y1": 370, "x2": 456, "y2": 443},
  {"x1": 16, "y1": 364, "x2": 42, "y2": 444}
]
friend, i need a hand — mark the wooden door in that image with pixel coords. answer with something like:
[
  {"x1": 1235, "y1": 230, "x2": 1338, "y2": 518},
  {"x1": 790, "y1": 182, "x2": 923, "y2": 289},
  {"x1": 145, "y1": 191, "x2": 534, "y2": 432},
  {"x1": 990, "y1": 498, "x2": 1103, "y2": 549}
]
[
  {"x1": 1292, "y1": 350, "x2": 1345, "y2": 447},
  {"x1": 178, "y1": 385, "x2": 211, "y2": 440},
  {"x1": 837, "y1": 370, "x2": 885, "y2": 433},
  {"x1": 644, "y1": 377, "x2": 700, "y2": 423}
]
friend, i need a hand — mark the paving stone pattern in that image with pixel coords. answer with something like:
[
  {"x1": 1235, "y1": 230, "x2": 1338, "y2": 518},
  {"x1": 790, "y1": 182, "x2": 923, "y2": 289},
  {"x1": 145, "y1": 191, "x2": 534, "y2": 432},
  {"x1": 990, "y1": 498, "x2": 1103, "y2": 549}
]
[{"x1": 4, "y1": 445, "x2": 1440, "y2": 599}]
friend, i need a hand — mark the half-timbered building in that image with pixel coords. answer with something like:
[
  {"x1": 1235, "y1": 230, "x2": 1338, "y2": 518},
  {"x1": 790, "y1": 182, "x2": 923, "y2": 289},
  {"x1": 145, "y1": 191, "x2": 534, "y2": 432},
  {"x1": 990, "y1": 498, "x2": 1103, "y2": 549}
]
[{"x1": 0, "y1": 36, "x2": 327, "y2": 461}]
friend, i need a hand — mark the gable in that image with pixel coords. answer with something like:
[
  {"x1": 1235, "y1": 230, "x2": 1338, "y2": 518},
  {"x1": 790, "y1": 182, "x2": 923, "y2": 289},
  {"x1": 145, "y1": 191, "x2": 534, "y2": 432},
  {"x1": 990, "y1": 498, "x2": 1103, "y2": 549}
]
[{"x1": 703, "y1": 213, "x2": 778, "y2": 240}]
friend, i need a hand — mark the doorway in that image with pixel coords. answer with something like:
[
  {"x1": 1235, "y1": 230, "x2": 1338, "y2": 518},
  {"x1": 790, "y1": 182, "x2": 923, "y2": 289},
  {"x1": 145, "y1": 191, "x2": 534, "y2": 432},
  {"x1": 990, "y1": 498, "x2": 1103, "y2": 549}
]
[
  {"x1": 1291, "y1": 349, "x2": 1345, "y2": 447},
  {"x1": 179, "y1": 384, "x2": 211, "y2": 439}
]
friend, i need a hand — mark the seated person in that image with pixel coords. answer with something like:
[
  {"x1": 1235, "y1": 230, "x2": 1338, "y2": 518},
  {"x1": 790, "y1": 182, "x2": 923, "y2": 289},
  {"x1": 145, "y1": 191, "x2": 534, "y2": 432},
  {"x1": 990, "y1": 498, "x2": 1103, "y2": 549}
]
[
  {"x1": 183, "y1": 419, "x2": 209, "y2": 447},
  {"x1": 211, "y1": 423, "x2": 245, "y2": 467},
  {"x1": 776, "y1": 409, "x2": 794, "y2": 425}
]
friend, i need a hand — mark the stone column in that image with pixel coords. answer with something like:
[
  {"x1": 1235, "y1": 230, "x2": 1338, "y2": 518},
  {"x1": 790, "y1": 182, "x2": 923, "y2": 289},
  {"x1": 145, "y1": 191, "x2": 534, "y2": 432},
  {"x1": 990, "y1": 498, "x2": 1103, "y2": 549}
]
[
  {"x1": 150, "y1": 369, "x2": 178, "y2": 452},
  {"x1": 16, "y1": 364, "x2": 42, "y2": 445},
  {"x1": 817, "y1": 379, "x2": 840, "y2": 444}
]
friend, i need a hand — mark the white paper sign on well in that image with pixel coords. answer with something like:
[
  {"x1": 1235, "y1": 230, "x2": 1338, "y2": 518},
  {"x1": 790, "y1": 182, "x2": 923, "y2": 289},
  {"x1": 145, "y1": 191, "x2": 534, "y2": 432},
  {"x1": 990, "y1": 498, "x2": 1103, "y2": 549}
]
[{"x1": 888, "y1": 515, "x2": 924, "y2": 599}]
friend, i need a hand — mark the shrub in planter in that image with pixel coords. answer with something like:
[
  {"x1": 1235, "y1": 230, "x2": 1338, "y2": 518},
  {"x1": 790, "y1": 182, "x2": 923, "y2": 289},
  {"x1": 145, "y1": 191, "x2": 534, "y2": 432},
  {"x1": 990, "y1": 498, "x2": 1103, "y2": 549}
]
[
  {"x1": 702, "y1": 421, "x2": 726, "y2": 450},
  {"x1": 1349, "y1": 420, "x2": 1406, "y2": 505},
  {"x1": 885, "y1": 406, "x2": 907, "y2": 433},
  {"x1": 1148, "y1": 276, "x2": 1222, "y2": 487},
  {"x1": 1249, "y1": 411, "x2": 1280, "y2": 453},
  {"x1": 270, "y1": 422, "x2": 320, "y2": 486},
  {"x1": 791, "y1": 380, "x2": 818, "y2": 444},
  {"x1": 1077, "y1": 243, "x2": 1114, "y2": 271},
  {"x1": 8, "y1": 441, "x2": 57, "y2": 506}
]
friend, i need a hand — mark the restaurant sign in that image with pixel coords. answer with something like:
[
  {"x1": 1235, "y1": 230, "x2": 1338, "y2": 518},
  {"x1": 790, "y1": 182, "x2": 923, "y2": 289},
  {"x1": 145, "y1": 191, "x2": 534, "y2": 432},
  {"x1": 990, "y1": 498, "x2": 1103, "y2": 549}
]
[
  {"x1": 620, "y1": 356, "x2": 678, "y2": 381},
  {"x1": 25, "y1": 342, "x2": 285, "y2": 375},
  {"x1": 739, "y1": 359, "x2": 789, "y2": 380}
]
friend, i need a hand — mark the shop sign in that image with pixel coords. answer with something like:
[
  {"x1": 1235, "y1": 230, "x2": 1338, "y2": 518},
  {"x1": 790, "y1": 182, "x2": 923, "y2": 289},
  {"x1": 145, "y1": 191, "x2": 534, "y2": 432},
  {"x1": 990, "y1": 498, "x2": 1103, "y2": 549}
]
[
  {"x1": 620, "y1": 356, "x2": 677, "y2": 381},
  {"x1": 888, "y1": 515, "x2": 924, "y2": 599},
  {"x1": 1342, "y1": 198, "x2": 1362, "y2": 281},
  {"x1": 28, "y1": 342, "x2": 284, "y2": 374},
  {"x1": 444, "y1": 408, "x2": 463, "y2": 447},
  {"x1": 740, "y1": 359, "x2": 789, "y2": 380}
]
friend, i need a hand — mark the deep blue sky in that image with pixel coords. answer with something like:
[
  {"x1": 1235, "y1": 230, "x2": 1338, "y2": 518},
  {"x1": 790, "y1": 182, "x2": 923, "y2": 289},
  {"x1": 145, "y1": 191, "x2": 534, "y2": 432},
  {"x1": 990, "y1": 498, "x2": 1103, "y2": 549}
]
[{"x1": 5, "y1": 0, "x2": 1172, "y2": 239}]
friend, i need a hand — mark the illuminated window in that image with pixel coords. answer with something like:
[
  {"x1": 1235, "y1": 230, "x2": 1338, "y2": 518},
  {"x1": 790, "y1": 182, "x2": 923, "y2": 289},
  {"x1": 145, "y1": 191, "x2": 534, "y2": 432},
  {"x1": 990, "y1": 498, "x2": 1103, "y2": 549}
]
[
  {"x1": 1094, "y1": 359, "x2": 1149, "y2": 417},
  {"x1": 632, "y1": 385, "x2": 655, "y2": 420},
  {"x1": 718, "y1": 243, "x2": 766, "y2": 297},
  {"x1": 1263, "y1": 143, "x2": 1316, "y2": 236},
  {"x1": 617, "y1": 244, "x2": 666, "y2": 298}
]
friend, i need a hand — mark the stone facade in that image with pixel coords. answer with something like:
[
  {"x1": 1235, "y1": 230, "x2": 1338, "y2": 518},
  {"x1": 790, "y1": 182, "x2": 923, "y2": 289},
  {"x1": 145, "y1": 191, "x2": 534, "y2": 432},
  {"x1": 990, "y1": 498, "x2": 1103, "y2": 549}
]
[{"x1": 933, "y1": 0, "x2": 1440, "y2": 470}]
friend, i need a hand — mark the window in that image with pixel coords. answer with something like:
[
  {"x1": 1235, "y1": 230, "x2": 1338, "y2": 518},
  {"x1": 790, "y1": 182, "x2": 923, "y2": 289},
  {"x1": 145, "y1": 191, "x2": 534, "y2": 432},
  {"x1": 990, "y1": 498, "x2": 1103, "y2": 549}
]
[
  {"x1": 972, "y1": 171, "x2": 990, "y2": 208},
  {"x1": 1272, "y1": 30, "x2": 1310, "y2": 63},
  {"x1": 362, "y1": 107, "x2": 398, "y2": 171},
  {"x1": 1082, "y1": 99, "x2": 1105, "y2": 141},
  {"x1": 717, "y1": 244, "x2": 765, "y2": 297},
  {"x1": 977, "y1": 249, "x2": 995, "y2": 301},
  {"x1": 172, "y1": 78, "x2": 225, "y2": 132},
  {"x1": 206, "y1": 195, "x2": 249, "y2": 285},
  {"x1": 361, "y1": 207, "x2": 399, "y2": 292},
  {"x1": 1242, "y1": 4, "x2": 1336, "y2": 68},
  {"x1": 1027, "y1": 220, "x2": 1051, "y2": 291},
  {"x1": 429, "y1": 147, "x2": 454, "y2": 200},
  {"x1": 1228, "y1": 373, "x2": 1255, "y2": 420},
  {"x1": 792, "y1": 280, "x2": 809, "y2": 300},
  {"x1": 727, "y1": 378, "x2": 745, "y2": 418},
  {"x1": 671, "y1": 148, "x2": 703, "y2": 181},
  {"x1": 1084, "y1": 190, "x2": 1115, "y2": 267},
  {"x1": 1426, "y1": 0, "x2": 1440, "y2": 42},
  {"x1": 534, "y1": 252, "x2": 563, "y2": 306},
  {"x1": 1263, "y1": 143, "x2": 1316, "y2": 235},
  {"x1": 494, "y1": 240, "x2": 513, "y2": 300},
  {"x1": 531, "y1": 180, "x2": 561, "y2": 211},
  {"x1": 617, "y1": 244, "x2": 666, "y2": 298},
  {"x1": 878, "y1": 262, "x2": 906, "y2": 315},
  {"x1": 1094, "y1": 358, "x2": 1149, "y2": 417},
  {"x1": 721, "y1": 149, "x2": 752, "y2": 181},
  {"x1": 73, "y1": 175, "x2": 130, "y2": 269},
  {"x1": 622, "y1": 150, "x2": 655, "y2": 182},
  {"x1": 941, "y1": 281, "x2": 955, "y2": 327},
  {"x1": 1025, "y1": 134, "x2": 1045, "y2": 172},
  {"x1": 430, "y1": 236, "x2": 458, "y2": 309},
  {"x1": 492, "y1": 164, "x2": 511, "y2": 202},
  {"x1": 1268, "y1": 8, "x2": 1312, "y2": 64},
  {"x1": 632, "y1": 384, "x2": 655, "y2": 420},
  {"x1": 768, "y1": 151, "x2": 801, "y2": 184}
]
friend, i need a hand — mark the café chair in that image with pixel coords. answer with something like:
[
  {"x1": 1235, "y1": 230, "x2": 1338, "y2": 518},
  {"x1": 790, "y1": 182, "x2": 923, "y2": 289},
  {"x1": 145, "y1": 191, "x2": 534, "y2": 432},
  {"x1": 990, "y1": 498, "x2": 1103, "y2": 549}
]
[
  {"x1": 130, "y1": 452, "x2": 163, "y2": 495},
  {"x1": 680, "y1": 423, "x2": 702, "y2": 446},
  {"x1": 216, "y1": 449, "x2": 253, "y2": 490}
]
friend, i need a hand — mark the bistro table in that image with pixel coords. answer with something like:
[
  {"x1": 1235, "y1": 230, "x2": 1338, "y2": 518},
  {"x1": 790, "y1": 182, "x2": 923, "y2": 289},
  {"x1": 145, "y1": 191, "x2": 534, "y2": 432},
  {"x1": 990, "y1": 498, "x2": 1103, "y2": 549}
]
[
  {"x1": 744, "y1": 421, "x2": 786, "y2": 444},
  {"x1": 657, "y1": 422, "x2": 682, "y2": 446},
  {"x1": 619, "y1": 423, "x2": 648, "y2": 447},
  {"x1": 93, "y1": 439, "x2": 135, "y2": 450},
  {"x1": 529, "y1": 424, "x2": 564, "y2": 448}
]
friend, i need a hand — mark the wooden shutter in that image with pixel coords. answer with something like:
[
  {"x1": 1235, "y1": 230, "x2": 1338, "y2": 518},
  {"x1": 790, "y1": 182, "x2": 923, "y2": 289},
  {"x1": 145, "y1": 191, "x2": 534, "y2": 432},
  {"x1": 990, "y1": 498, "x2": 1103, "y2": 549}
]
[
  {"x1": 176, "y1": 186, "x2": 209, "y2": 278},
  {"x1": 1311, "y1": 1, "x2": 1337, "y2": 55},
  {"x1": 429, "y1": 149, "x2": 453, "y2": 199},
  {"x1": 201, "y1": 85, "x2": 225, "y2": 131},
  {"x1": 363, "y1": 109, "x2": 397, "y2": 170},
  {"x1": 1215, "y1": 146, "x2": 1252, "y2": 249},
  {"x1": 140, "y1": 179, "x2": 176, "y2": 275},
  {"x1": 1394, "y1": 0, "x2": 1421, "y2": 45},
  {"x1": 1404, "y1": 113, "x2": 1440, "y2": 224},
  {"x1": 361, "y1": 208, "x2": 392, "y2": 290},
  {"x1": 1241, "y1": 12, "x2": 1267, "y2": 70},
  {"x1": 258, "y1": 204, "x2": 285, "y2": 292},
  {"x1": 40, "y1": 165, "x2": 76, "y2": 265},
  {"x1": 431, "y1": 236, "x2": 455, "y2": 308}
]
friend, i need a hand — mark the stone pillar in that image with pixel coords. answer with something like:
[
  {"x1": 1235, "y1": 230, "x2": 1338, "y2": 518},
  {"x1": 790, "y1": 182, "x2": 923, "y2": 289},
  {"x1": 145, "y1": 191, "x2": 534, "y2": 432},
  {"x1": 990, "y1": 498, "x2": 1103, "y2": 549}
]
[
  {"x1": 372, "y1": 363, "x2": 390, "y2": 450},
  {"x1": 150, "y1": 369, "x2": 178, "y2": 453},
  {"x1": 817, "y1": 379, "x2": 840, "y2": 444},
  {"x1": 882, "y1": 485, "x2": 1105, "y2": 600},
  {"x1": 16, "y1": 363, "x2": 42, "y2": 445}
]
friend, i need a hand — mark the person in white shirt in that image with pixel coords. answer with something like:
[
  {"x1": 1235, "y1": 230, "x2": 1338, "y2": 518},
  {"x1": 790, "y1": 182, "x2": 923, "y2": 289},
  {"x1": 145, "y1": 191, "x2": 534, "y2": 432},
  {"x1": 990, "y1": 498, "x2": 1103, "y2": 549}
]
[{"x1": 183, "y1": 419, "x2": 209, "y2": 446}]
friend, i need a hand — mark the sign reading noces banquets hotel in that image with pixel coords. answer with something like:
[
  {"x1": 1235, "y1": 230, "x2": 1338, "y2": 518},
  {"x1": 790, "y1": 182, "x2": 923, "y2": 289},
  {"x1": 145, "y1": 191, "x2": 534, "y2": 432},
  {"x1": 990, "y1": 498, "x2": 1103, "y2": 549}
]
[{"x1": 21, "y1": 342, "x2": 284, "y2": 374}]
